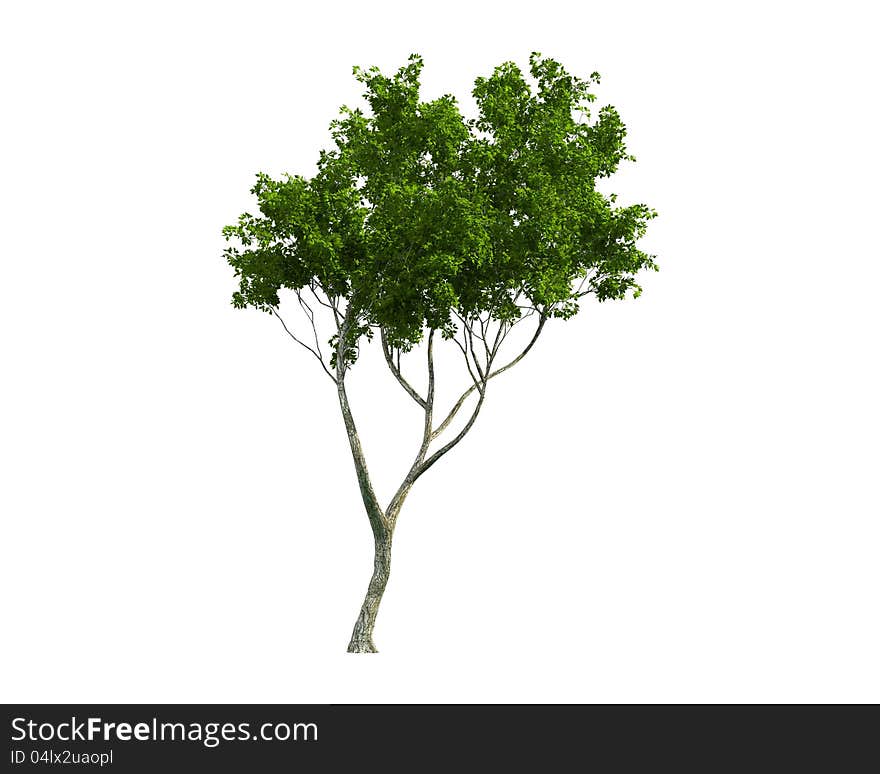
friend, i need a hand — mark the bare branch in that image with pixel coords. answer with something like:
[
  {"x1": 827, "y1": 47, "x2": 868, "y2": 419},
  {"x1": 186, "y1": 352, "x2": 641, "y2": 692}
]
[
  {"x1": 450, "y1": 313, "x2": 483, "y2": 389},
  {"x1": 431, "y1": 313, "x2": 546, "y2": 440},
  {"x1": 572, "y1": 270, "x2": 600, "y2": 299},
  {"x1": 412, "y1": 315, "x2": 518, "y2": 479},
  {"x1": 381, "y1": 329, "x2": 428, "y2": 409},
  {"x1": 489, "y1": 317, "x2": 506, "y2": 359},
  {"x1": 295, "y1": 290, "x2": 328, "y2": 367},
  {"x1": 308, "y1": 281, "x2": 336, "y2": 311},
  {"x1": 384, "y1": 329, "x2": 435, "y2": 530},
  {"x1": 270, "y1": 307, "x2": 337, "y2": 384},
  {"x1": 451, "y1": 330, "x2": 480, "y2": 388},
  {"x1": 425, "y1": 328, "x2": 435, "y2": 410},
  {"x1": 415, "y1": 387, "x2": 487, "y2": 483},
  {"x1": 335, "y1": 306, "x2": 387, "y2": 535},
  {"x1": 450, "y1": 311, "x2": 487, "y2": 384},
  {"x1": 466, "y1": 322, "x2": 486, "y2": 380}
]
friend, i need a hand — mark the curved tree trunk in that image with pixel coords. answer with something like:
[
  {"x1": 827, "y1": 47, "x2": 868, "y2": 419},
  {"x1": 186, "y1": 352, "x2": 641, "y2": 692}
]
[
  {"x1": 347, "y1": 530, "x2": 392, "y2": 653},
  {"x1": 336, "y1": 320, "x2": 541, "y2": 652}
]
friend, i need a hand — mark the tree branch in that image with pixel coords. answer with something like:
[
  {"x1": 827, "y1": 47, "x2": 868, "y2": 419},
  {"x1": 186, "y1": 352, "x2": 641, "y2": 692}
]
[
  {"x1": 414, "y1": 384, "x2": 487, "y2": 483},
  {"x1": 335, "y1": 306, "x2": 388, "y2": 536},
  {"x1": 270, "y1": 307, "x2": 337, "y2": 384},
  {"x1": 381, "y1": 329, "x2": 428, "y2": 409},
  {"x1": 295, "y1": 290, "x2": 329, "y2": 368},
  {"x1": 464, "y1": 319, "x2": 486, "y2": 381},
  {"x1": 425, "y1": 328, "x2": 435, "y2": 413},
  {"x1": 385, "y1": 330, "x2": 435, "y2": 530},
  {"x1": 431, "y1": 313, "x2": 546, "y2": 440},
  {"x1": 450, "y1": 314, "x2": 481, "y2": 387}
]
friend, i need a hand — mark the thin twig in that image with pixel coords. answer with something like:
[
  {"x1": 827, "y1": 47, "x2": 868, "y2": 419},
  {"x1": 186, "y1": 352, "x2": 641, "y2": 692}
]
[{"x1": 270, "y1": 307, "x2": 337, "y2": 384}]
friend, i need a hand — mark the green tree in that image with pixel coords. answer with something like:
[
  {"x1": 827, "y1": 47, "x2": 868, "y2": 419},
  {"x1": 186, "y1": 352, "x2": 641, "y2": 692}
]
[{"x1": 223, "y1": 53, "x2": 656, "y2": 652}]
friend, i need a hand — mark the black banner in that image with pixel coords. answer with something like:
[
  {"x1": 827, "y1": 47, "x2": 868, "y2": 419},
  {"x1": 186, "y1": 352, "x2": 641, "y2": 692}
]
[{"x1": 3, "y1": 704, "x2": 876, "y2": 770}]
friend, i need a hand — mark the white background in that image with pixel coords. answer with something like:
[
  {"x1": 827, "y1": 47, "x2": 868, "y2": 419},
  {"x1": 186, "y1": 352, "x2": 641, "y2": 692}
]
[{"x1": 1, "y1": 1, "x2": 877, "y2": 702}]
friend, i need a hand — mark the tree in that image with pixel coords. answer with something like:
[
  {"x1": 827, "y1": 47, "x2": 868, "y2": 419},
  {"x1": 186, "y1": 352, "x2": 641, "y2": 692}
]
[{"x1": 223, "y1": 53, "x2": 657, "y2": 652}]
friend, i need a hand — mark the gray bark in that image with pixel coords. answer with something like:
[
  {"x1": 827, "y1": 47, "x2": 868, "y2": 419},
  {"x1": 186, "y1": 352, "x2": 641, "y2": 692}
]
[
  {"x1": 347, "y1": 530, "x2": 392, "y2": 653},
  {"x1": 335, "y1": 311, "x2": 544, "y2": 652}
]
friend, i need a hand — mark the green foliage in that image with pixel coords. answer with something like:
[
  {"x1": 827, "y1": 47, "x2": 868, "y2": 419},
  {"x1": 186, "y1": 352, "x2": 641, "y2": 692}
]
[{"x1": 223, "y1": 53, "x2": 656, "y2": 350}]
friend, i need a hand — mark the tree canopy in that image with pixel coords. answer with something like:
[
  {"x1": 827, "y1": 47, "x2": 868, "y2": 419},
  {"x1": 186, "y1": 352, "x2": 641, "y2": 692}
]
[{"x1": 223, "y1": 53, "x2": 656, "y2": 357}]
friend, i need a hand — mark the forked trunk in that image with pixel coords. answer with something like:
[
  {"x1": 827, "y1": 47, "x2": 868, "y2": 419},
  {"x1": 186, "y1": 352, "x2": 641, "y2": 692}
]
[{"x1": 347, "y1": 530, "x2": 392, "y2": 653}]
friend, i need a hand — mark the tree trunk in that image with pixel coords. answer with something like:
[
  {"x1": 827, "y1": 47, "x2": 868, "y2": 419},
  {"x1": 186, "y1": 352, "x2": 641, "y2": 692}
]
[{"x1": 347, "y1": 530, "x2": 392, "y2": 653}]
